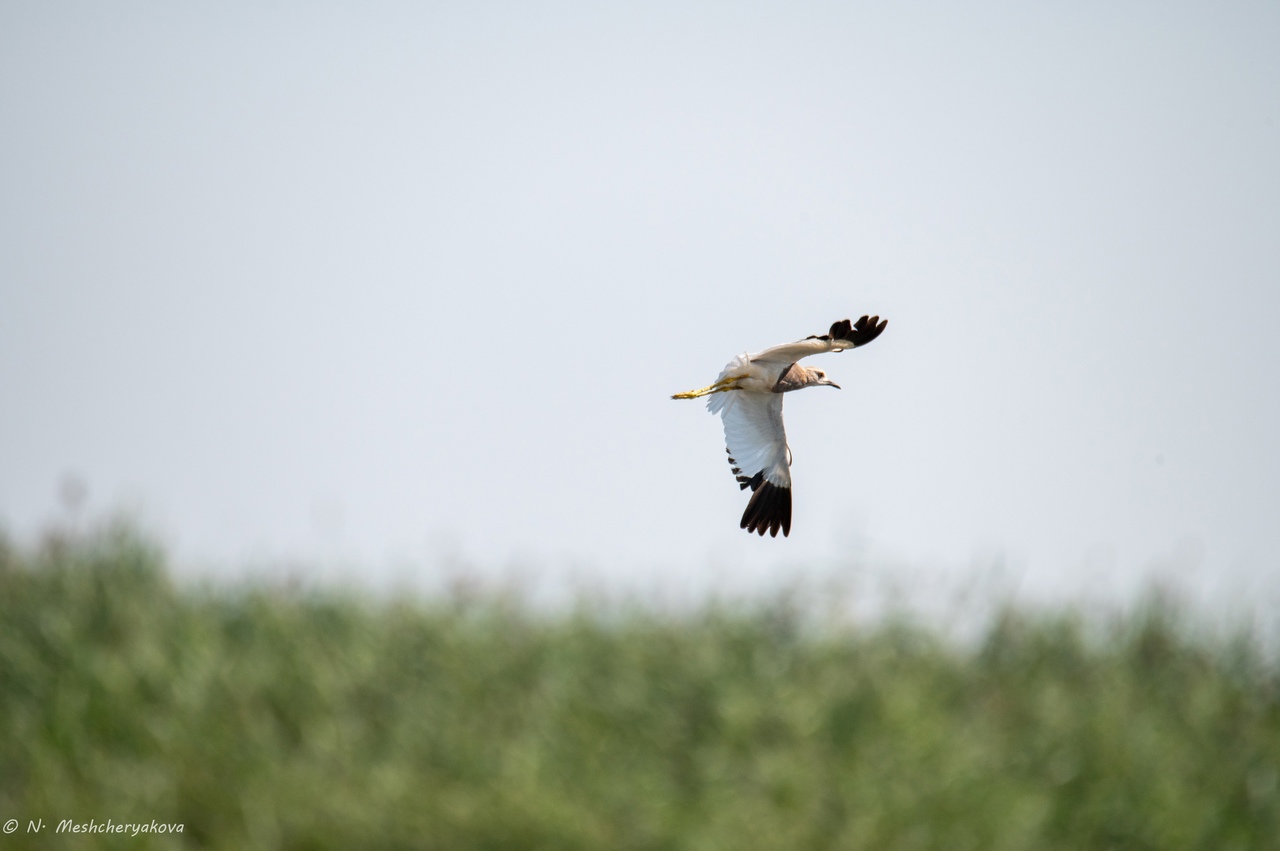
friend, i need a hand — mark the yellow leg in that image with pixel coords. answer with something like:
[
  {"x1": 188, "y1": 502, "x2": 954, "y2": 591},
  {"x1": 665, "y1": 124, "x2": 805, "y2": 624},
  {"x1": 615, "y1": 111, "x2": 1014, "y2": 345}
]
[{"x1": 672, "y1": 376, "x2": 739, "y2": 399}]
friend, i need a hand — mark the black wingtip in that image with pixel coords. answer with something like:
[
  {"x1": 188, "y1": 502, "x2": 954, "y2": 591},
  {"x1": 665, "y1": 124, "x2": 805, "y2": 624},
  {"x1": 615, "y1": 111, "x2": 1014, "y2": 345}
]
[
  {"x1": 830, "y1": 315, "x2": 887, "y2": 348},
  {"x1": 739, "y1": 480, "x2": 792, "y2": 538}
]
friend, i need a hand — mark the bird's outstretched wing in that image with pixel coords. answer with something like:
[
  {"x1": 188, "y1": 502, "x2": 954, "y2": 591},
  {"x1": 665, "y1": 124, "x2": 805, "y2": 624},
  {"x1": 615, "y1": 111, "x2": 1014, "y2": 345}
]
[
  {"x1": 718, "y1": 391, "x2": 792, "y2": 537},
  {"x1": 749, "y1": 315, "x2": 888, "y2": 366}
]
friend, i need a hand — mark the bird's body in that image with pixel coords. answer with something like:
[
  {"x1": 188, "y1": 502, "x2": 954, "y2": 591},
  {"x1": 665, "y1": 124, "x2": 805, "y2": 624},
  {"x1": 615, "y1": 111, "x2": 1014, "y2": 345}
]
[{"x1": 673, "y1": 316, "x2": 887, "y2": 537}]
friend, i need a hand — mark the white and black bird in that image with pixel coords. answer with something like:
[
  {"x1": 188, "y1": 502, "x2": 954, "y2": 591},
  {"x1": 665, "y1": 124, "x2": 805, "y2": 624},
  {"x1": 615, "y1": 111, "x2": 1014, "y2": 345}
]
[{"x1": 673, "y1": 316, "x2": 888, "y2": 537}]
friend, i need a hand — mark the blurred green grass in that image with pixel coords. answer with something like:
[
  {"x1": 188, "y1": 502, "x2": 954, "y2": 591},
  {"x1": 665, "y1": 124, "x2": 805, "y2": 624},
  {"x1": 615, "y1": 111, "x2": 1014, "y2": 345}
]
[{"x1": 1, "y1": 523, "x2": 1278, "y2": 850}]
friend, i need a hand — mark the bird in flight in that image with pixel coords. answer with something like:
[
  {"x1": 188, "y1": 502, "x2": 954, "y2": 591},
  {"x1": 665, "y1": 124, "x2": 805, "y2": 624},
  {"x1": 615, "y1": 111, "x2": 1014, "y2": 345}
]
[{"x1": 672, "y1": 315, "x2": 887, "y2": 537}]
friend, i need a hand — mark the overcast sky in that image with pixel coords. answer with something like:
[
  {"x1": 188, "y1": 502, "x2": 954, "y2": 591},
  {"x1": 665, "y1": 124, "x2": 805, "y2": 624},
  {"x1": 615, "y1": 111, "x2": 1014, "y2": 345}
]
[{"x1": 2, "y1": 1, "x2": 1278, "y2": 608}]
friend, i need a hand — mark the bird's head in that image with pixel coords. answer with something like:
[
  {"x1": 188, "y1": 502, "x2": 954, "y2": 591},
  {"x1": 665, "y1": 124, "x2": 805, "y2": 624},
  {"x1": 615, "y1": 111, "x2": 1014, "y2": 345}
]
[{"x1": 808, "y1": 368, "x2": 841, "y2": 390}]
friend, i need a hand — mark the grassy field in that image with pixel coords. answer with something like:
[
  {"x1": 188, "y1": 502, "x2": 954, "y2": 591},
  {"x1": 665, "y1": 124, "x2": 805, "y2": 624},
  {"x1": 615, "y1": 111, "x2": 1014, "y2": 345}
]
[{"x1": 1, "y1": 523, "x2": 1278, "y2": 850}]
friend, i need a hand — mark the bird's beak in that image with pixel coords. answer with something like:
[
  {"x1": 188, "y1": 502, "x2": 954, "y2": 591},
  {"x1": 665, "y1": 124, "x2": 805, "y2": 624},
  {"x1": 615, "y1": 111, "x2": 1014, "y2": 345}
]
[{"x1": 821, "y1": 380, "x2": 842, "y2": 390}]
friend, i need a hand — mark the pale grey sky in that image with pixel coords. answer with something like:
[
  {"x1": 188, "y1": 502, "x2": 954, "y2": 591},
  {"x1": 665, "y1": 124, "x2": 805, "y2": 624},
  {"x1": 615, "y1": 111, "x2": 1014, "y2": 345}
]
[{"x1": 2, "y1": 1, "x2": 1278, "y2": 607}]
